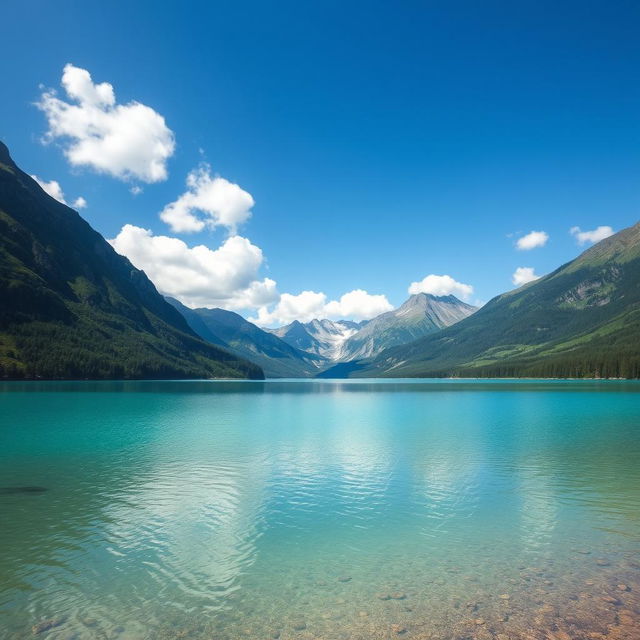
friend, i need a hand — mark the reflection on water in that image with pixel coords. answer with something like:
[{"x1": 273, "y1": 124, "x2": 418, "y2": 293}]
[{"x1": 0, "y1": 380, "x2": 639, "y2": 639}]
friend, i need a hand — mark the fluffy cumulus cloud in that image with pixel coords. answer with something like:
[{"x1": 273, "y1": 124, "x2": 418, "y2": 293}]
[
  {"x1": 408, "y1": 274, "x2": 473, "y2": 300},
  {"x1": 512, "y1": 266, "x2": 541, "y2": 286},
  {"x1": 37, "y1": 64, "x2": 175, "y2": 183},
  {"x1": 31, "y1": 174, "x2": 87, "y2": 208},
  {"x1": 325, "y1": 289, "x2": 393, "y2": 319},
  {"x1": 160, "y1": 165, "x2": 254, "y2": 233},
  {"x1": 250, "y1": 289, "x2": 393, "y2": 326},
  {"x1": 570, "y1": 225, "x2": 614, "y2": 245},
  {"x1": 110, "y1": 224, "x2": 278, "y2": 309},
  {"x1": 516, "y1": 230, "x2": 548, "y2": 250}
]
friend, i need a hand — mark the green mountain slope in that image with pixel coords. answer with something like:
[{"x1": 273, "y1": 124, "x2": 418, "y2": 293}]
[
  {"x1": 353, "y1": 222, "x2": 640, "y2": 378},
  {"x1": 167, "y1": 298, "x2": 326, "y2": 378},
  {"x1": 0, "y1": 142, "x2": 263, "y2": 380},
  {"x1": 339, "y1": 293, "x2": 476, "y2": 361}
]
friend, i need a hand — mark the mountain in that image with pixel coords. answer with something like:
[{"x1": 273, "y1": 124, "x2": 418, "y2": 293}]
[
  {"x1": 347, "y1": 221, "x2": 640, "y2": 378},
  {"x1": 269, "y1": 318, "x2": 363, "y2": 360},
  {"x1": 266, "y1": 296, "x2": 474, "y2": 368},
  {"x1": 0, "y1": 142, "x2": 263, "y2": 380},
  {"x1": 163, "y1": 298, "x2": 228, "y2": 348},
  {"x1": 166, "y1": 298, "x2": 326, "y2": 378},
  {"x1": 339, "y1": 293, "x2": 477, "y2": 361}
]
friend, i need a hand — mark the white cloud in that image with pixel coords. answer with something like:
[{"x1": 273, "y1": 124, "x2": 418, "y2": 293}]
[
  {"x1": 37, "y1": 63, "x2": 175, "y2": 183},
  {"x1": 130, "y1": 185, "x2": 143, "y2": 196},
  {"x1": 31, "y1": 175, "x2": 66, "y2": 203},
  {"x1": 325, "y1": 289, "x2": 393, "y2": 319},
  {"x1": 570, "y1": 225, "x2": 614, "y2": 245},
  {"x1": 516, "y1": 230, "x2": 548, "y2": 250},
  {"x1": 31, "y1": 174, "x2": 87, "y2": 209},
  {"x1": 109, "y1": 224, "x2": 278, "y2": 310},
  {"x1": 251, "y1": 291, "x2": 326, "y2": 326},
  {"x1": 250, "y1": 289, "x2": 393, "y2": 326},
  {"x1": 407, "y1": 274, "x2": 473, "y2": 300},
  {"x1": 160, "y1": 165, "x2": 254, "y2": 234},
  {"x1": 512, "y1": 266, "x2": 541, "y2": 286}
]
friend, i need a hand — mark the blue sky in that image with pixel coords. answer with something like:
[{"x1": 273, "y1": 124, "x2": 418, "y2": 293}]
[{"x1": 2, "y1": 1, "x2": 639, "y2": 325}]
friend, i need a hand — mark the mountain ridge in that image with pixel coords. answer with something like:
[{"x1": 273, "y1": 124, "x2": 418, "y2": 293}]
[
  {"x1": 0, "y1": 141, "x2": 263, "y2": 380},
  {"x1": 338, "y1": 293, "x2": 477, "y2": 361},
  {"x1": 167, "y1": 298, "x2": 326, "y2": 378},
  {"x1": 269, "y1": 318, "x2": 361, "y2": 360},
  {"x1": 342, "y1": 221, "x2": 640, "y2": 378}
]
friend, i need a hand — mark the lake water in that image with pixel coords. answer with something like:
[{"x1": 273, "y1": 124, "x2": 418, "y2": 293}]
[{"x1": 0, "y1": 380, "x2": 639, "y2": 640}]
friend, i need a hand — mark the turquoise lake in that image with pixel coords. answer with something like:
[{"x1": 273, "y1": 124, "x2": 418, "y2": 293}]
[{"x1": 0, "y1": 380, "x2": 639, "y2": 639}]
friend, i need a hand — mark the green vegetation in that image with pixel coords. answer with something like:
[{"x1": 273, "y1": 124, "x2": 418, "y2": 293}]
[
  {"x1": 353, "y1": 222, "x2": 640, "y2": 379},
  {"x1": 0, "y1": 142, "x2": 263, "y2": 380}
]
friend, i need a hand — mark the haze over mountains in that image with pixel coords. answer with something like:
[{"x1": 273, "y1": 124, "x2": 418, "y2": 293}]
[{"x1": 1, "y1": 141, "x2": 639, "y2": 380}]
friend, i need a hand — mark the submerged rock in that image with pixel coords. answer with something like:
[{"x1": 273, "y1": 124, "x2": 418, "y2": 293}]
[
  {"x1": 32, "y1": 618, "x2": 64, "y2": 634},
  {"x1": 2, "y1": 486, "x2": 47, "y2": 495}
]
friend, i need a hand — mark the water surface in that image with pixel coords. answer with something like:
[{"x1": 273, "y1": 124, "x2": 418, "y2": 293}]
[{"x1": 1, "y1": 380, "x2": 639, "y2": 639}]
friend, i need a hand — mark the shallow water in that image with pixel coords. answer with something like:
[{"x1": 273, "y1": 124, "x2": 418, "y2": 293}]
[{"x1": 0, "y1": 379, "x2": 639, "y2": 640}]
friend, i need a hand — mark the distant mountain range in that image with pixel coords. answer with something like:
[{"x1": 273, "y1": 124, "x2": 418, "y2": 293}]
[
  {"x1": 169, "y1": 294, "x2": 477, "y2": 377},
  {"x1": 338, "y1": 293, "x2": 477, "y2": 361},
  {"x1": 166, "y1": 298, "x2": 326, "y2": 378},
  {"x1": 268, "y1": 318, "x2": 364, "y2": 360},
  {"x1": 2, "y1": 140, "x2": 638, "y2": 380},
  {"x1": 0, "y1": 142, "x2": 263, "y2": 380},
  {"x1": 332, "y1": 221, "x2": 640, "y2": 378}
]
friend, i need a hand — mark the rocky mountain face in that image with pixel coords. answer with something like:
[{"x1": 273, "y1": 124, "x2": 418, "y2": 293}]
[
  {"x1": 265, "y1": 295, "x2": 475, "y2": 365},
  {"x1": 344, "y1": 221, "x2": 640, "y2": 378},
  {"x1": 269, "y1": 319, "x2": 363, "y2": 360},
  {"x1": 0, "y1": 141, "x2": 263, "y2": 380},
  {"x1": 167, "y1": 299, "x2": 326, "y2": 378},
  {"x1": 339, "y1": 293, "x2": 477, "y2": 360}
]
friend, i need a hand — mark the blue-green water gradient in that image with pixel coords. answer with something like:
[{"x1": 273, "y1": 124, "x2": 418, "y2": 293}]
[{"x1": 1, "y1": 380, "x2": 639, "y2": 639}]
